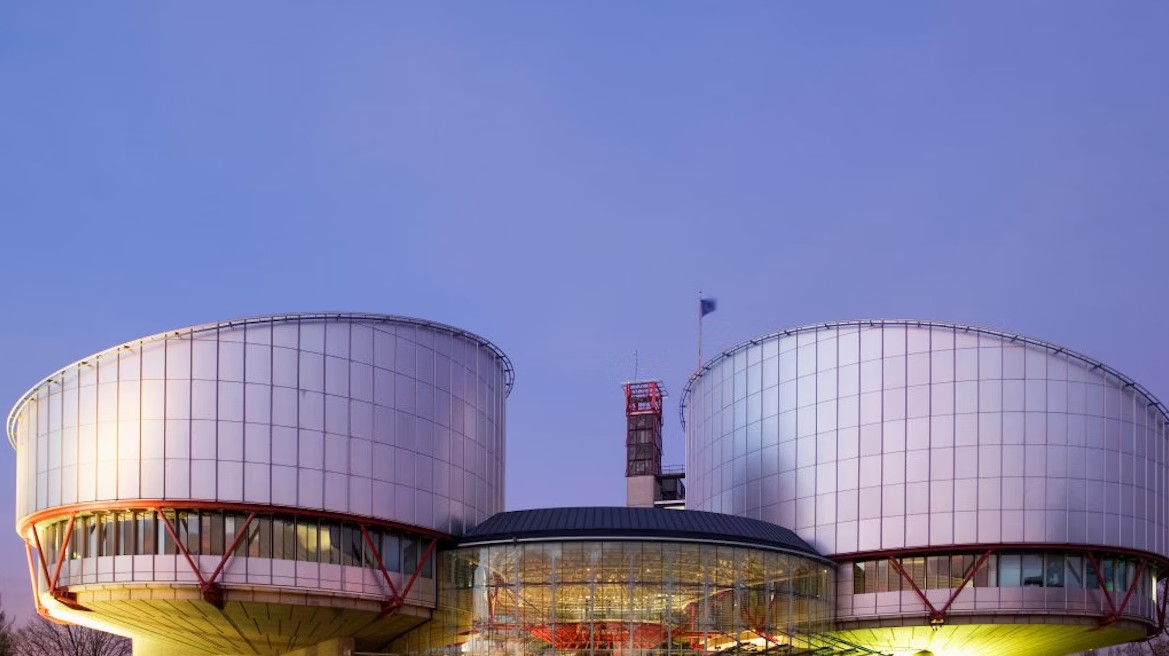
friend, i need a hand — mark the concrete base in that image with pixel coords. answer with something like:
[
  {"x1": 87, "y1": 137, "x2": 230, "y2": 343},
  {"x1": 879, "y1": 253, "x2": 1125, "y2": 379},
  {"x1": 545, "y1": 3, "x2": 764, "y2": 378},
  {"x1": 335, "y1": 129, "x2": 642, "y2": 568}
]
[{"x1": 626, "y1": 475, "x2": 657, "y2": 508}]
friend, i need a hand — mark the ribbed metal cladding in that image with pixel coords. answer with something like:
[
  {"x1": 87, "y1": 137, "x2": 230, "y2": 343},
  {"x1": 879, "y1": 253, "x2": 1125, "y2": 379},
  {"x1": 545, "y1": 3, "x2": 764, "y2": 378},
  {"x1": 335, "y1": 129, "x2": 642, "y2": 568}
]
[
  {"x1": 10, "y1": 313, "x2": 512, "y2": 537},
  {"x1": 681, "y1": 319, "x2": 1169, "y2": 646},
  {"x1": 681, "y1": 320, "x2": 1169, "y2": 560}
]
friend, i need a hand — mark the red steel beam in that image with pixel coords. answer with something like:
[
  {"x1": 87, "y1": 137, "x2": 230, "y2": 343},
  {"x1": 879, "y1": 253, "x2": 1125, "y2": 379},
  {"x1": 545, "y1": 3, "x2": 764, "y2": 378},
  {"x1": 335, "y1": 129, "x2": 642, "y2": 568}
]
[
  {"x1": 838, "y1": 543, "x2": 1169, "y2": 571},
  {"x1": 848, "y1": 546, "x2": 1165, "y2": 630},
  {"x1": 29, "y1": 523, "x2": 52, "y2": 585},
  {"x1": 359, "y1": 524, "x2": 401, "y2": 599},
  {"x1": 1158, "y1": 578, "x2": 1169, "y2": 632},
  {"x1": 24, "y1": 535, "x2": 86, "y2": 616},
  {"x1": 206, "y1": 512, "x2": 256, "y2": 586},
  {"x1": 24, "y1": 541, "x2": 43, "y2": 615},
  {"x1": 399, "y1": 538, "x2": 437, "y2": 601},
  {"x1": 26, "y1": 507, "x2": 444, "y2": 618},
  {"x1": 1085, "y1": 553, "x2": 1117, "y2": 617},
  {"x1": 196, "y1": 512, "x2": 257, "y2": 608},
  {"x1": 1104, "y1": 559, "x2": 1149, "y2": 627},
  {"x1": 156, "y1": 511, "x2": 209, "y2": 588},
  {"x1": 48, "y1": 514, "x2": 76, "y2": 591},
  {"x1": 1157, "y1": 578, "x2": 1169, "y2": 633},
  {"x1": 936, "y1": 550, "x2": 994, "y2": 619},
  {"x1": 746, "y1": 591, "x2": 783, "y2": 647},
  {"x1": 887, "y1": 556, "x2": 942, "y2": 622},
  {"x1": 379, "y1": 538, "x2": 438, "y2": 619}
]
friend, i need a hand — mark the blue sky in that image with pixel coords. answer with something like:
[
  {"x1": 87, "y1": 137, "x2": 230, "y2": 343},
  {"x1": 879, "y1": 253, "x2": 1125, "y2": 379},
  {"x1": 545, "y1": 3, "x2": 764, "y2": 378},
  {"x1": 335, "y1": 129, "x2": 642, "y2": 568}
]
[{"x1": 1, "y1": 2, "x2": 1166, "y2": 618}]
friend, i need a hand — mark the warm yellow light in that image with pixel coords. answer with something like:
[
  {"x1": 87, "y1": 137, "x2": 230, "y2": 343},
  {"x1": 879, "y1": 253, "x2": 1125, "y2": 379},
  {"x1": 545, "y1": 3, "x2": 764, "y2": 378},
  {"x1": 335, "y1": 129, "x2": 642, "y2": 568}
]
[
  {"x1": 830, "y1": 623, "x2": 1147, "y2": 656},
  {"x1": 39, "y1": 595, "x2": 135, "y2": 639}
]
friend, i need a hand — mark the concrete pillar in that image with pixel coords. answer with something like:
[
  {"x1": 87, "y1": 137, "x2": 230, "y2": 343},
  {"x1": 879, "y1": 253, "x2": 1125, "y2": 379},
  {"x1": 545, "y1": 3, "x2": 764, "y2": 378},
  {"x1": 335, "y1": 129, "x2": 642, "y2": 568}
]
[{"x1": 626, "y1": 474, "x2": 658, "y2": 508}]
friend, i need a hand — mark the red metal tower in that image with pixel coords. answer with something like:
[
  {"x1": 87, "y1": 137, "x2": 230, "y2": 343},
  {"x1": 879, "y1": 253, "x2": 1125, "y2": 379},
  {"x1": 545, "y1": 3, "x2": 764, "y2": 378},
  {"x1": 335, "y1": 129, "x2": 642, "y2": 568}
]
[{"x1": 624, "y1": 381, "x2": 664, "y2": 477}]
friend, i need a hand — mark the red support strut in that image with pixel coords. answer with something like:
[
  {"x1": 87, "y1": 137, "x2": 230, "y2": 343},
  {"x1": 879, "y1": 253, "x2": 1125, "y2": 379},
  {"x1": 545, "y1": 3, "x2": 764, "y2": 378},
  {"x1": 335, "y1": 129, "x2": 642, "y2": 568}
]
[
  {"x1": 49, "y1": 514, "x2": 77, "y2": 592},
  {"x1": 23, "y1": 506, "x2": 445, "y2": 620},
  {"x1": 888, "y1": 551, "x2": 992, "y2": 626},
  {"x1": 1157, "y1": 577, "x2": 1169, "y2": 633},
  {"x1": 378, "y1": 538, "x2": 438, "y2": 619},
  {"x1": 27, "y1": 519, "x2": 86, "y2": 612},
  {"x1": 936, "y1": 550, "x2": 994, "y2": 620},
  {"x1": 360, "y1": 527, "x2": 439, "y2": 619},
  {"x1": 1101, "y1": 559, "x2": 1149, "y2": 628},
  {"x1": 888, "y1": 556, "x2": 943, "y2": 624}
]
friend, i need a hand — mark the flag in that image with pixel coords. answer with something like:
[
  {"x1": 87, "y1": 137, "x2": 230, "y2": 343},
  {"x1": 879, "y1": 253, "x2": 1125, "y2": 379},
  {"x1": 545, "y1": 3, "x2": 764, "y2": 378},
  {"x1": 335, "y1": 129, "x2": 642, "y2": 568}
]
[{"x1": 700, "y1": 297, "x2": 717, "y2": 317}]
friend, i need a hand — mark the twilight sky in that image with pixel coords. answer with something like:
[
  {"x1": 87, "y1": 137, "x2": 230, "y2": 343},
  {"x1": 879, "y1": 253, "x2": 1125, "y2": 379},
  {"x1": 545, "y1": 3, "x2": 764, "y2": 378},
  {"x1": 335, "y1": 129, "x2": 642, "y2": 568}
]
[{"x1": 0, "y1": 1, "x2": 1166, "y2": 619}]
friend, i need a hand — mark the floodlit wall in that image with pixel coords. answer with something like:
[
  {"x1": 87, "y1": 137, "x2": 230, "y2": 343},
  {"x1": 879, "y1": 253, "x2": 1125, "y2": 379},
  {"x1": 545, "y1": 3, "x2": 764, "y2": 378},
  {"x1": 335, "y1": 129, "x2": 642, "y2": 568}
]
[
  {"x1": 10, "y1": 313, "x2": 511, "y2": 601},
  {"x1": 682, "y1": 320, "x2": 1169, "y2": 633}
]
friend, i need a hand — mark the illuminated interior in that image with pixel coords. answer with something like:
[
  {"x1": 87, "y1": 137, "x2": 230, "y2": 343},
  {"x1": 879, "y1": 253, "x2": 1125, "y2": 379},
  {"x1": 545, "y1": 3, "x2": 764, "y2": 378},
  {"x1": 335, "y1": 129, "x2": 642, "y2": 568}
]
[{"x1": 392, "y1": 540, "x2": 839, "y2": 655}]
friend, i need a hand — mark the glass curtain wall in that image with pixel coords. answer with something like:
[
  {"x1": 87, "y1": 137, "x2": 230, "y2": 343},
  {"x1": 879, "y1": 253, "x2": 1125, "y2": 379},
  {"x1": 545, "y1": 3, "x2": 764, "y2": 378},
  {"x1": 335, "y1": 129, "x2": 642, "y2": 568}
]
[
  {"x1": 35, "y1": 510, "x2": 434, "y2": 578},
  {"x1": 394, "y1": 540, "x2": 834, "y2": 656}
]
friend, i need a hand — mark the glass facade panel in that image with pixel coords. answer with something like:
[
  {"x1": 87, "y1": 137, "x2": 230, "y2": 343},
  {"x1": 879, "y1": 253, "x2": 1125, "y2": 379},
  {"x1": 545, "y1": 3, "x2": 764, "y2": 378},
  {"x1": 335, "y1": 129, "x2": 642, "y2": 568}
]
[
  {"x1": 845, "y1": 548, "x2": 1157, "y2": 624},
  {"x1": 394, "y1": 540, "x2": 833, "y2": 656},
  {"x1": 33, "y1": 510, "x2": 433, "y2": 579}
]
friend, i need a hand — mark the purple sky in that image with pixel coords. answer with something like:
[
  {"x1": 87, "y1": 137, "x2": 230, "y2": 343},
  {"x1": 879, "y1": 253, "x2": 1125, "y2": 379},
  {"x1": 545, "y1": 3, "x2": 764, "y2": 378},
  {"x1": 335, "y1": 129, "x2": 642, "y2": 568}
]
[{"x1": 1, "y1": 2, "x2": 1167, "y2": 620}]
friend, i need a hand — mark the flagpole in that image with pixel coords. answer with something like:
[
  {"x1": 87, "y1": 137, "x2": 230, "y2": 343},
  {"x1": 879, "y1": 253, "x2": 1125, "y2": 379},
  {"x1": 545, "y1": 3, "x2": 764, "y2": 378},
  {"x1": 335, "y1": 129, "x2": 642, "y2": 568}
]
[{"x1": 697, "y1": 290, "x2": 702, "y2": 372}]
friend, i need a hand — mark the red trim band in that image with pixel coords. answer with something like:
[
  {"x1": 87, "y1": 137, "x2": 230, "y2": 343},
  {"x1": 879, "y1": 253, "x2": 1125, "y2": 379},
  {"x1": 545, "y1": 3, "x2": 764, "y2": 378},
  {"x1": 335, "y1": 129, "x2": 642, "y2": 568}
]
[{"x1": 19, "y1": 500, "x2": 451, "y2": 540}]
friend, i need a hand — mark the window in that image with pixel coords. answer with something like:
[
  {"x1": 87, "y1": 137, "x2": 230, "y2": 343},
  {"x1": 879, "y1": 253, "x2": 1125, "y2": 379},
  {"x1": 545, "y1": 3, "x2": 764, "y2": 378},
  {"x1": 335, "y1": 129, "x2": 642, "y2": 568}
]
[
  {"x1": 138, "y1": 512, "x2": 157, "y2": 555},
  {"x1": 296, "y1": 518, "x2": 319, "y2": 563},
  {"x1": 999, "y1": 555, "x2": 1021, "y2": 587},
  {"x1": 100, "y1": 514, "x2": 116, "y2": 557},
  {"x1": 1045, "y1": 554, "x2": 1064, "y2": 588},
  {"x1": 1022, "y1": 554, "x2": 1043, "y2": 587},
  {"x1": 35, "y1": 510, "x2": 432, "y2": 578}
]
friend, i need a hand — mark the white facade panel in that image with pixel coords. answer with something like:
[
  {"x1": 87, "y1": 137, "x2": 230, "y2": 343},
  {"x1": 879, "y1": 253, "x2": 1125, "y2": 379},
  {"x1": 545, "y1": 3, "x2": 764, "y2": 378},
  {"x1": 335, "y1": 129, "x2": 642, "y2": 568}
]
[
  {"x1": 10, "y1": 313, "x2": 512, "y2": 536},
  {"x1": 684, "y1": 321, "x2": 1169, "y2": 561}
]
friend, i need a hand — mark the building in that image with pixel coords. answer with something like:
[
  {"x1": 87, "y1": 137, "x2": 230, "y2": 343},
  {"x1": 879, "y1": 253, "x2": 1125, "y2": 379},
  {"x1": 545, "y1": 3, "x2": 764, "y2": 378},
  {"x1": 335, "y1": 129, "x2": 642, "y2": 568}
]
[
  {"x1": 9, "y1": 315, "x2": 1168, "y2": 656},
  {"x1": 623, "y1": 381, "x2": 686, "y2": 510},
  {"x1": 393, "y1": 506, "x2": 839, "y2": 655},
  {"x1": 681, "y1": 320, "x2": 1169, "y2": 656},
  {"x1": 8, "y1": 313, "x2": 511, "y2": 655}
]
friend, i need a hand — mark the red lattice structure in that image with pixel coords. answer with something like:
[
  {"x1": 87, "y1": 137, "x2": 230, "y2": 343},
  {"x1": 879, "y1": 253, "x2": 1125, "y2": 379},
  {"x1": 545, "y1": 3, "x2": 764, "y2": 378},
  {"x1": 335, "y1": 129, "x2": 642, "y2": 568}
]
[
  {"x1": 624, "y1": 381, "x2": 665, "y2": 477},
  {"x1": 21, "y1": 500, "x2": 441, "y2": 621},
  {"x1": 528, "y1": 622, "x2": 671, "y2": 651},
  {"x1": 841, "y1": 545, "x2": 1169, "y2": 631}
]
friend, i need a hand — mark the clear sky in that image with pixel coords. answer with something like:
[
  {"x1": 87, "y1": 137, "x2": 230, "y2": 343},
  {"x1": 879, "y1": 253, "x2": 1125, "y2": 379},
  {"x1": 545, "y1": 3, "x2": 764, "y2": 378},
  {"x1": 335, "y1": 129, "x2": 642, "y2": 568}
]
[{"x1": 1, "y1": 1, "x2": 1166, "y2": 620}]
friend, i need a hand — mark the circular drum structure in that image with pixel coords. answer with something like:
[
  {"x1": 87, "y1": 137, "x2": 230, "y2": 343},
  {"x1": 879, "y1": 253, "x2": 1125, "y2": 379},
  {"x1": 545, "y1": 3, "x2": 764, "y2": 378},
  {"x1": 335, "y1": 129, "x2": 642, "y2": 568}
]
[
  {"x1": 8, "y1": 313, "x2": 512, "y2": 655},
  {"x1": 681, "y1": 320, "x2": 1169, "y2": 656},
  {"x1": 391, "y1": 507, "x2": 838, "y2": 656}
]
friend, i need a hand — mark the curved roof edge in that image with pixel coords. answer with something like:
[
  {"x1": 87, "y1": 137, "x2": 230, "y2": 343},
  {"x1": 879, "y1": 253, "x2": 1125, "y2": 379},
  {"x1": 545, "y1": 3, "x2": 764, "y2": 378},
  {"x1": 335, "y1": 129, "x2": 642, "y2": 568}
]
[
  {"x1": 8, "y1": 312, "x2": 514, "y2": 448},
  {"x1": 680, "y1": 319, "x2": 1168, "y2": 429},
  {"x1": 458, "y1": 506, "x2": 827, "y2": 561}
]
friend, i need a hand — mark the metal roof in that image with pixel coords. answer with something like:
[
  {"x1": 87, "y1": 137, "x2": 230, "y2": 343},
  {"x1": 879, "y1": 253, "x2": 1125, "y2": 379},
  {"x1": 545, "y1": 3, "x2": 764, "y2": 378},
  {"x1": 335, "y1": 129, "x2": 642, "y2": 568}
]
[{"x1": 459, "y1": 506, "x2": 826, "y2": 559}]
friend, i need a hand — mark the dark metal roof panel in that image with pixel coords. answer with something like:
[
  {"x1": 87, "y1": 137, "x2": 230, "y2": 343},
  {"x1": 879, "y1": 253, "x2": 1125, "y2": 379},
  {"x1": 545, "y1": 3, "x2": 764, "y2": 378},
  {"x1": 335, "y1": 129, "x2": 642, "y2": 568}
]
[{"x1": 459, "y1": 507, "x2": 824, "y2": 559}]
